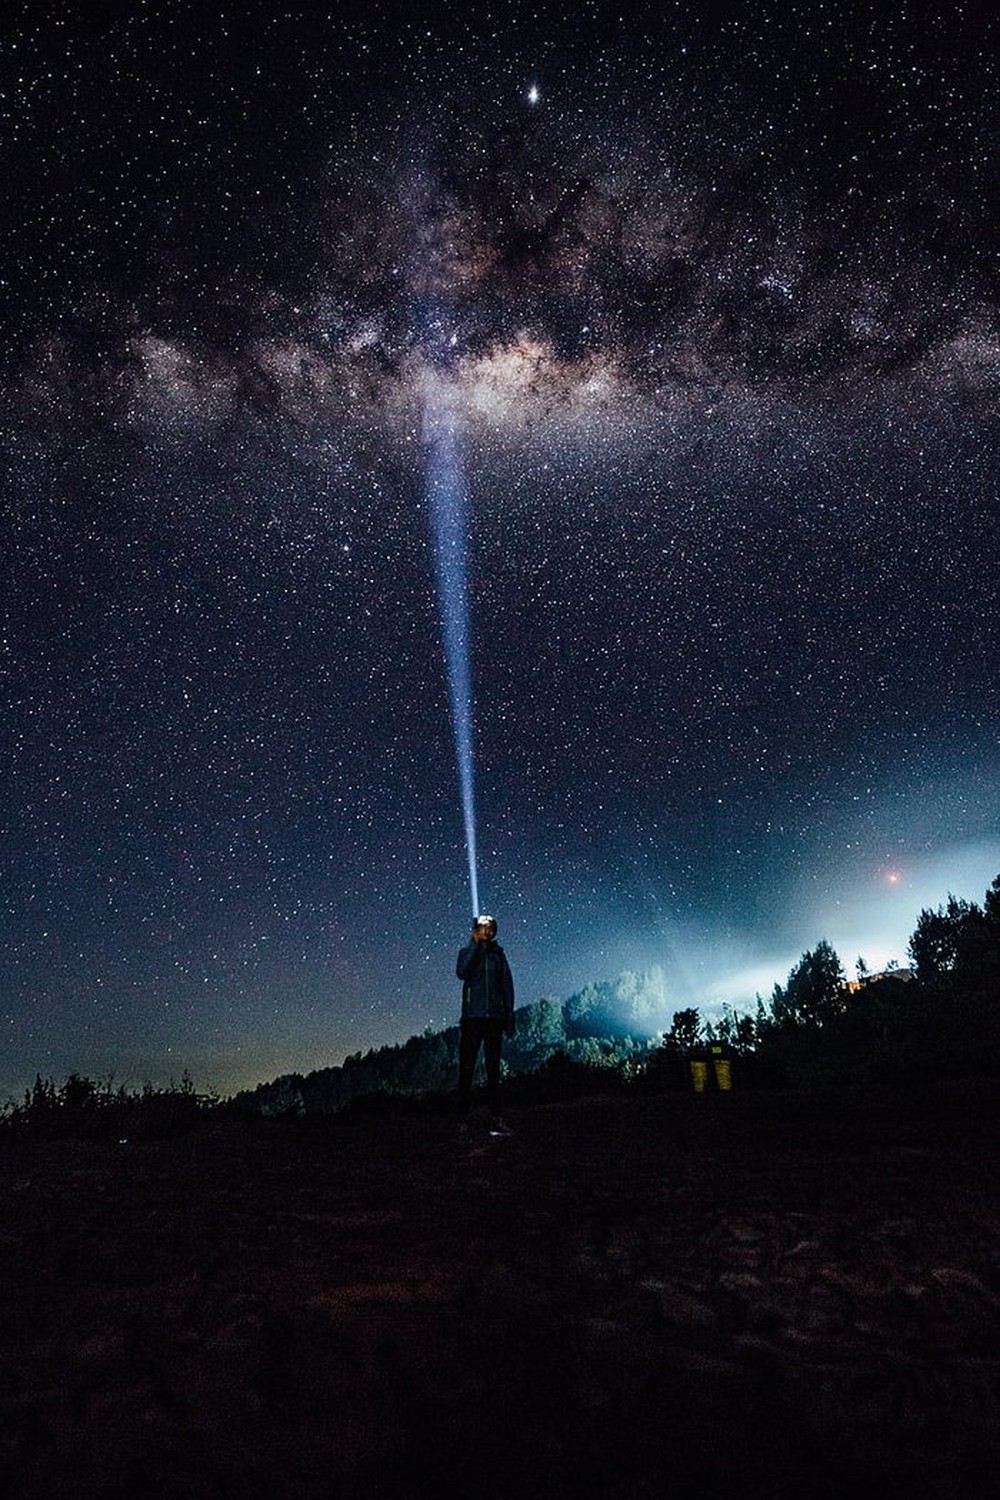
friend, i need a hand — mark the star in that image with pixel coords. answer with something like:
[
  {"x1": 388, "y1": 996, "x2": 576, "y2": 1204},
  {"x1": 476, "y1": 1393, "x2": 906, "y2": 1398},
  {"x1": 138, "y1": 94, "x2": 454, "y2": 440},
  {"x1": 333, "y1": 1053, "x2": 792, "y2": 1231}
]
[{"x1": 2, "y1": 0, "x2": 999, "y2": 1100}]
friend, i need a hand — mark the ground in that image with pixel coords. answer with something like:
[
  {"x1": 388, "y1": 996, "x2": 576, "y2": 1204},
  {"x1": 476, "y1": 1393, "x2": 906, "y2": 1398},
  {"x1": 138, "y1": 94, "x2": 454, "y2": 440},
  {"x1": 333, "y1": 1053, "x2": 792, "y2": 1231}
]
[{"x1": 1, "y1": 1081, "x2": 997, "y2": 1499}]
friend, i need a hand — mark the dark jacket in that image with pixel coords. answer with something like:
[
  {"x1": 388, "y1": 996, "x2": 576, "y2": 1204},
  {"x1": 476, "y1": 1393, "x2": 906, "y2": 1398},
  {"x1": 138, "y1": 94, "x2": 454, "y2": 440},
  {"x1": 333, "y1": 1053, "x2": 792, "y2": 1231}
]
[{"x1": 456, "y1": 940, "x2": 515, "y2": 1021}]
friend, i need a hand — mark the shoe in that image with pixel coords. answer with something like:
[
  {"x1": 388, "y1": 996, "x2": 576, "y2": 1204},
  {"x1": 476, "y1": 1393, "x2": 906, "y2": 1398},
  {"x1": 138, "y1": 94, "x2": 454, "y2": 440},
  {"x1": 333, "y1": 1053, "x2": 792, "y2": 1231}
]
[{"x1": 488, "y1": 1117, "x2": 514, "y2": 1138}]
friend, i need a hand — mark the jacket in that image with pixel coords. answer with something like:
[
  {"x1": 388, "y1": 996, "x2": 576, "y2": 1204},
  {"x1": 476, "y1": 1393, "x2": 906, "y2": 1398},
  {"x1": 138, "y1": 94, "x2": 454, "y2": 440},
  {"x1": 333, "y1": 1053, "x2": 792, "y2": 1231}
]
[{"x1": 456, "y1": 940, "x2": 515, "y2": 1021}]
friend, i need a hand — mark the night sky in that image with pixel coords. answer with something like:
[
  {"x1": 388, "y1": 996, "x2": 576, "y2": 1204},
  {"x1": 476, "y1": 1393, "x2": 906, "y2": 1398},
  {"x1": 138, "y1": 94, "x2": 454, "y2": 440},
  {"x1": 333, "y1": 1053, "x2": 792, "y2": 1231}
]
[{"x1": 3, "y1": 0, "x2": 999, "y2": 1098}]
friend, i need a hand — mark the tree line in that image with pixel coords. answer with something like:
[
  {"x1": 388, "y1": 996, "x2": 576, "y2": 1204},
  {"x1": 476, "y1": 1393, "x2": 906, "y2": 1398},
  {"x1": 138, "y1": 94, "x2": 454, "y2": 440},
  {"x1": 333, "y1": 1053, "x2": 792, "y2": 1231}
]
[
  {"x1": 658, "y1": 871, "x2": 1000, "y2": 1089},
  {"x1": 0, "y1": 1072, "x2": 217, "y2": 1142},
  {"x1": 235, "y1": 869, "x2": 1000, "y2": 1116},
  {"x1": 5, "y1": 871, "x2": 998, "y2": 1136}
]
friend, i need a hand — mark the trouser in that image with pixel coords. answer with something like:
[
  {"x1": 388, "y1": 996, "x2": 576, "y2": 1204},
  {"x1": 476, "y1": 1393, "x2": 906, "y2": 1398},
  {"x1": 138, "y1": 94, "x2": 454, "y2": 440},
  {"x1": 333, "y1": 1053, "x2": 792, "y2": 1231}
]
[{"x1": 458, "y1": 1017, "x2": 505, "y2": 1114}]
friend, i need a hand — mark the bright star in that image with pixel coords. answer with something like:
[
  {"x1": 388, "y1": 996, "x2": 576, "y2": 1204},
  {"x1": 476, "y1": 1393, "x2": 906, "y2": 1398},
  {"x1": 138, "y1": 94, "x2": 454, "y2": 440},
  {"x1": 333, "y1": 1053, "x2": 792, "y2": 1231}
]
[{"x1": 527, "y1": 84, "x2": 540, "y2": 104}]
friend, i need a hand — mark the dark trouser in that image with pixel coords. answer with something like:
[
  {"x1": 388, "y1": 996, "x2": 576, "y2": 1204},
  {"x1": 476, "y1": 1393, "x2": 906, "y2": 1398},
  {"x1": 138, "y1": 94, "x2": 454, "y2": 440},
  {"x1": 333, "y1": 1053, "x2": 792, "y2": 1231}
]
[{"x1": 458, "y1": 1017, "x2": 505, "y2": 1114}]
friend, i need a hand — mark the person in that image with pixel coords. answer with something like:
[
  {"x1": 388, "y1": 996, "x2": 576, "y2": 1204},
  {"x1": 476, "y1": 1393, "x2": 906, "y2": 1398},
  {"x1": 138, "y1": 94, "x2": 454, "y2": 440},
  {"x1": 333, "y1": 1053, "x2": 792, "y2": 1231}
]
[{"x1": 456, "y1": 914, "x2": 516, "y2": 1136}]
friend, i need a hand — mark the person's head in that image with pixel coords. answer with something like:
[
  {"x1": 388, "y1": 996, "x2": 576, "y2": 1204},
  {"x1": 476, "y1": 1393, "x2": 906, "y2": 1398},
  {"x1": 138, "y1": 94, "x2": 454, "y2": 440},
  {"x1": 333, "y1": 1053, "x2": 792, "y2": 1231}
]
[{"x1": 473, "y1": 914, "x2": 498, "y2": 941}]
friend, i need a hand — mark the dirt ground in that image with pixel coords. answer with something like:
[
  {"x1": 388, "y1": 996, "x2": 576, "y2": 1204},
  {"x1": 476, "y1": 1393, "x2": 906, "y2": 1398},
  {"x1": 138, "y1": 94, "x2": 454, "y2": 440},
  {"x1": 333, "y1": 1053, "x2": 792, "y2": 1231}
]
[{"x1": 0, "y1": 1082, "x2": 997, "y2": 1499}]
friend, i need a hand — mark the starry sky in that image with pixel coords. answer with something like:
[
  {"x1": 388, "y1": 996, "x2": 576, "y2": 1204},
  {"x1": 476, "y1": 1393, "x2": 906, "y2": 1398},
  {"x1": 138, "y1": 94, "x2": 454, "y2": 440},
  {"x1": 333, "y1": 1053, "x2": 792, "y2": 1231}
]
[{"x1": 3, "y1": 0, "x2": 1000, "y2": 1098}]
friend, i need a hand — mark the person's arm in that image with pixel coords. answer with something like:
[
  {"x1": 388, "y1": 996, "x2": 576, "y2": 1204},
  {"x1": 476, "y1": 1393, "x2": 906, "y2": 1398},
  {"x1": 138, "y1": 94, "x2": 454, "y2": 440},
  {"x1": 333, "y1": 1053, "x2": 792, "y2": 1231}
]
[
  {"x1": 502, "y1": 954, "x2": 516, "y2": 1035},
  {"x1": 456, "y1": 942, "x2": 482, "y2": 980}
]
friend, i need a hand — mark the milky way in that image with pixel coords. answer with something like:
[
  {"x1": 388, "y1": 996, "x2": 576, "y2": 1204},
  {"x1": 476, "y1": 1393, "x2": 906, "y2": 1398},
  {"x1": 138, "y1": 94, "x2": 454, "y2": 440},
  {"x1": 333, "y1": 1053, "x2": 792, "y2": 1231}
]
[{"x1": 3, "y1": 1, "x2": 999, "y2": 1094}]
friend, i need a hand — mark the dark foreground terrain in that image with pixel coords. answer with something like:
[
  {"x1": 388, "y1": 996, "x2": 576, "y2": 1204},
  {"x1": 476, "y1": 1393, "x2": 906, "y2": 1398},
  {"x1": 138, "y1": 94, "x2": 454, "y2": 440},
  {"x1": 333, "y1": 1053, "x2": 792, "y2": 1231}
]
[{"x1": 1, "y1": 1082, "x2": 997, "y2": 1499}]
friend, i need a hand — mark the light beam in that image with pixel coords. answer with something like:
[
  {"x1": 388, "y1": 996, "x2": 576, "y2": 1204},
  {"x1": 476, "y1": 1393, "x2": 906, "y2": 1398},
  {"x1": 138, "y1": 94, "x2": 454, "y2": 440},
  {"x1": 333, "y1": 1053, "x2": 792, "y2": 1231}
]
[{"x1": 421, "y1": 376, "x2": 480, "y2": 916}]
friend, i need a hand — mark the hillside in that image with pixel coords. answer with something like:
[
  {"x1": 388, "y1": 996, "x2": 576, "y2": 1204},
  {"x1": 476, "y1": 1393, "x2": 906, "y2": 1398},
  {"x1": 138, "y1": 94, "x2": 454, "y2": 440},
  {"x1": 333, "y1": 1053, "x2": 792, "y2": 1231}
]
[{"x1": 234, "y1": 968, "x2": 668, "y2": 1116}]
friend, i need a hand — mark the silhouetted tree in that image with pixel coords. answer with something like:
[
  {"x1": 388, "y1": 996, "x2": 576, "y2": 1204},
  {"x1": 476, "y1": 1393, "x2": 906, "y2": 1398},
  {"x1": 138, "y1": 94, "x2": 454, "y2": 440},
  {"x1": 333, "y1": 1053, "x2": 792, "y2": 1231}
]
[
  {"x1": 908, "y1": 895, "x2": 979, "y2": 985},
  {"x1": 669, "y1": 1008, "x2": 702, "y2": 1049},
  {"x1": 952, "y1": 888, "x2": 1000, "y2": 998},
  {"x1": 984, "y1": 874, "x2": 1000, "y2": 932},
  {"x1": 715, "y1": 1004, "x2": 756, "y2": 1053},
  {"x1": 770, "y1": 940, "x2": 846, "y2": 1029}
]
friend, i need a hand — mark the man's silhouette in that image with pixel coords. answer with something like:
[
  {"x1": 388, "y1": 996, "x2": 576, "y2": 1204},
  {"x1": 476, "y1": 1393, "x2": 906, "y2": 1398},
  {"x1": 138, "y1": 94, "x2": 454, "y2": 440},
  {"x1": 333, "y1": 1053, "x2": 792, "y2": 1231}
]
[{"x1": 456, "y1": 914, "x2": 515, "y2": 1135}]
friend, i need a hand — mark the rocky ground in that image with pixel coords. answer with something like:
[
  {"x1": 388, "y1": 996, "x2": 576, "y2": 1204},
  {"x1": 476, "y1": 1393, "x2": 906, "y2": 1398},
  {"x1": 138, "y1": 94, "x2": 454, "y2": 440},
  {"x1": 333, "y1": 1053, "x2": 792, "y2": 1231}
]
[{"x1": 0, "y1": 1081, "x2": 997, "y2": 1499}]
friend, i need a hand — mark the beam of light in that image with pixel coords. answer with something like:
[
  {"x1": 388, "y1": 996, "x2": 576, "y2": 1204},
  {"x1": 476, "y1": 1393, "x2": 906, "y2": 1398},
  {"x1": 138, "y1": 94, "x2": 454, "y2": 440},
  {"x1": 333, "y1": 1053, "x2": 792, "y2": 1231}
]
[{"x1": 421, "y1": 376, "x2": 480, "y2": 917}]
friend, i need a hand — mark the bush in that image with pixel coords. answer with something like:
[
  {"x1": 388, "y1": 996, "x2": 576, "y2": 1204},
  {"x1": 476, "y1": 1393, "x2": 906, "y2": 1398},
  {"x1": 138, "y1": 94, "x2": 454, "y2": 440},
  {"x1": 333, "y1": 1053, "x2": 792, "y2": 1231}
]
[{"x1": 0, "y1": 1072, "x2": 218, "y2": 1142}]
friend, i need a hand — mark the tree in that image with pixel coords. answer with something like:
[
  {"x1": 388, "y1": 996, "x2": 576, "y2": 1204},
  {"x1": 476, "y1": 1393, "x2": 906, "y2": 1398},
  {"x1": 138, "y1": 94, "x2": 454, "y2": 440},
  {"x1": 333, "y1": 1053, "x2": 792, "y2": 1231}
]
[
  {"x1": 984, "y1": 874, "x2": 1000, "y2": 930},
  {"x1": 563, "y1": 970, "x2": 664, "y2": 1040},
  {"x1": 515, "y1": 997, "x2": 566, "y2": 1052},
  {"x1": 563, "y1": 981, "x2": 615, "y2": 1038},
  {"x1": 669, "y1": 1008, "x2": 702, "y2": 1049},
  {"x1": 771, "y1": 940, "x2": 846, "y2": 1029},
  {"x1": 610, "y1": 968, "x2": 665, "y2": 1029},
  {"x1": 908, "y1": 895, "x2": 978, "y2": 985},
  {"x1": 715, "y1": 1004, "x2": 756, "y2": 1053},
  {"x1": 953, "y1": 899, "x2": 1000, "y2": 997}
]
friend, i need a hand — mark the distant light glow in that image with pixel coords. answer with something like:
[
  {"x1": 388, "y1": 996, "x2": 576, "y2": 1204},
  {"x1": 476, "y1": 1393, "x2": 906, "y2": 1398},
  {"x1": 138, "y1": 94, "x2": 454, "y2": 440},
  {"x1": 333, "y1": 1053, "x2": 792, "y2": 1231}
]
[{"x1": 527, "y1": 84, "x2": 540, "y2": 104}]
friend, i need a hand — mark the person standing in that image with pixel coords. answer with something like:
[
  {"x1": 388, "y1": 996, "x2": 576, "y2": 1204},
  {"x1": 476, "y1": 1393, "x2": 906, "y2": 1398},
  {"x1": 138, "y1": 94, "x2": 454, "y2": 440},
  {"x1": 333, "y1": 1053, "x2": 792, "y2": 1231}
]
[{"x1": 456, "y1": 914, "x2": 515, "y2": 1135}]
